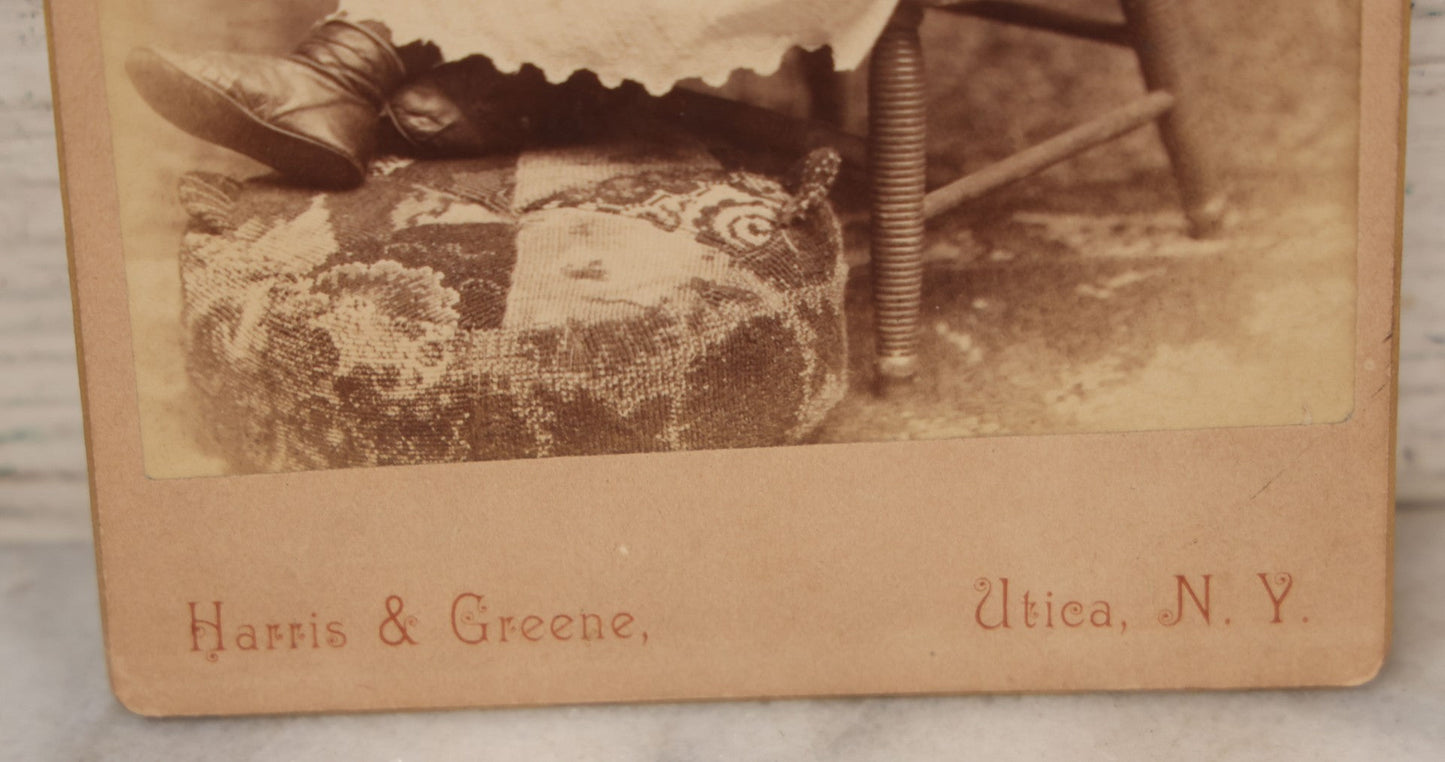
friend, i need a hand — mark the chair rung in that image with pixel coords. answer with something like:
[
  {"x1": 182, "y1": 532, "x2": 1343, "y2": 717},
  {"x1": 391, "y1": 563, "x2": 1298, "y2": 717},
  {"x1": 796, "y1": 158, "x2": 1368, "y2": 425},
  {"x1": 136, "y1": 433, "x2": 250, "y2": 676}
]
[
  {"x1": 931, "y1": 1, "x2": 1132, "y2": 47},
  {"x1": 924, "y1": 90, "x2": 1175, "y2": 219}
]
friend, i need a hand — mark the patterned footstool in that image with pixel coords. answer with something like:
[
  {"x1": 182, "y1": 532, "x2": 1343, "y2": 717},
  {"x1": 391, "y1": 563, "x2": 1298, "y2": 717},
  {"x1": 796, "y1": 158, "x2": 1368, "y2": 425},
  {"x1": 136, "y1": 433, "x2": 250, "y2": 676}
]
[{"x1": 176, "y1": 138, "x2": 848, "y2": 472}]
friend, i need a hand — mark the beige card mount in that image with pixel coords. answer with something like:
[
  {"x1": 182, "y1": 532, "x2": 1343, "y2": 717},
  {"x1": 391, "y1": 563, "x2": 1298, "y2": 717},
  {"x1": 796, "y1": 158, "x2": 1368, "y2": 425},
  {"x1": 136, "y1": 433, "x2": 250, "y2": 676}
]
[{"x1": 48, "y1": 0, "x2": 1402, "y2": 716}]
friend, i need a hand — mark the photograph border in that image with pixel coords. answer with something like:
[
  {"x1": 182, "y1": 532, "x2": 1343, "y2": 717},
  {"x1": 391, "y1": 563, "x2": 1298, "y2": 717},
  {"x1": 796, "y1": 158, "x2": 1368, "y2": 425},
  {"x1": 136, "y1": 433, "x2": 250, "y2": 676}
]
[{"x1": 49, "y1": 0, "x2": 1404, "y2": 716}]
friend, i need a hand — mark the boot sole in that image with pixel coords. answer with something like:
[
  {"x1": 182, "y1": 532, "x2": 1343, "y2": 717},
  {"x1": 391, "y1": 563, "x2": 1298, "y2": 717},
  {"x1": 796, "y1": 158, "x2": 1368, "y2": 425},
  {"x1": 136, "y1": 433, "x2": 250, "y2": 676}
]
[{"x1": 126, "y1": 48, "x2": 367, "y2": 189}]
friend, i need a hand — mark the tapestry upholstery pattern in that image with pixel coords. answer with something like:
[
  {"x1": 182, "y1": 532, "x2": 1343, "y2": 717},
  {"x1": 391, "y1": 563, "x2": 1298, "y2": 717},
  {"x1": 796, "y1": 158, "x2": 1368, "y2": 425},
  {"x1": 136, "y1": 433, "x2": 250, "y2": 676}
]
[{"x1": 176, "y1": 140, "x2": 848, "y2": 472}]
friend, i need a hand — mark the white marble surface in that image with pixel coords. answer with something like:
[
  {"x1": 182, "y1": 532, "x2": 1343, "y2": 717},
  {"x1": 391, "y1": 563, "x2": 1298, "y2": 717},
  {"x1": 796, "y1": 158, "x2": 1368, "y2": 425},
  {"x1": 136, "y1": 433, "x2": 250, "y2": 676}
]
[
  {"x1": 1402, "y1": 0, "x2": 1445, "y2": 502},
  {"x1": 2, "y1": 508, "x2": 1441, "y2": 760},
  {"x1": 2, "y1": 0, "x2": 1443, "y2": 757}
]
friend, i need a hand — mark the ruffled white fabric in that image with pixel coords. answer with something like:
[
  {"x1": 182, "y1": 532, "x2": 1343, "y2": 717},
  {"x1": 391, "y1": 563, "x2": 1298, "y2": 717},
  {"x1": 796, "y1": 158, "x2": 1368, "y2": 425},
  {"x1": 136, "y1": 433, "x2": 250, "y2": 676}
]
[{"x1": 338, "y1": 0, "x2": 899, "y2": 94}]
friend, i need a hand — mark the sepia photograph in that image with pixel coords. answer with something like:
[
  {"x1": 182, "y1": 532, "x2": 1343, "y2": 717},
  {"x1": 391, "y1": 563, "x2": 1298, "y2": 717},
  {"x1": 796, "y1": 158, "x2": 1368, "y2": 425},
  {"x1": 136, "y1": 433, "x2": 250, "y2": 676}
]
[
  {"x1": 36, "y1": 0, "x2": 1406, "y2": 718},
  {"x1": 96, "y1": 0, "x2": 1361, "y2": 478}
]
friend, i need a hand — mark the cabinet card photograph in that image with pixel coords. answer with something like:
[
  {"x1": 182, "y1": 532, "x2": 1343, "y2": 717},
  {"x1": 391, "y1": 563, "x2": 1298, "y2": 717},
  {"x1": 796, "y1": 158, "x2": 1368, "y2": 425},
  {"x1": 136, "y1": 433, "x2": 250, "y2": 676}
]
[{"x1": 48, "y1": 0, "x2": 1401, "y2": 716}]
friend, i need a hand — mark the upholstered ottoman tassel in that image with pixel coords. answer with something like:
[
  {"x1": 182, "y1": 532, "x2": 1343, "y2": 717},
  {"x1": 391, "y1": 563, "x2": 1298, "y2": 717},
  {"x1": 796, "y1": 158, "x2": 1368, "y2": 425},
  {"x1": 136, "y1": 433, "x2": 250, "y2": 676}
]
[{"x1": 126, "y1": 18, "x2": 412, "y2": 188}]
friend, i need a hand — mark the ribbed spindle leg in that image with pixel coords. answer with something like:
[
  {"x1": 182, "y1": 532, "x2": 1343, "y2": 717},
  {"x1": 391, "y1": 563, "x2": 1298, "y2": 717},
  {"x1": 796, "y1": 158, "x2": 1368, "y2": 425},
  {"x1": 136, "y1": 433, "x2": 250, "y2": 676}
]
[
  {"x1": 1121, "y1": 0, "x2": 1227, "y2": 238},
  {"x1": 869, "y1": 2, "x2": 928, "y2": 394}
]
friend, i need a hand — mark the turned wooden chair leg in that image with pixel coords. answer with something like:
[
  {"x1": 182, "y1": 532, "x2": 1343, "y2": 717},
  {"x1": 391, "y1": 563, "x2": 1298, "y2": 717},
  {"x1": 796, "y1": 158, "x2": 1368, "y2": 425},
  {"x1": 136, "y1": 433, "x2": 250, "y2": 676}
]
[
  {"x1": 1121, "y1": 0, "x2": 1228, "y2": 238},
  {"x1": 869, "y1": 2, "x2": 928, "y2": 394}
]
